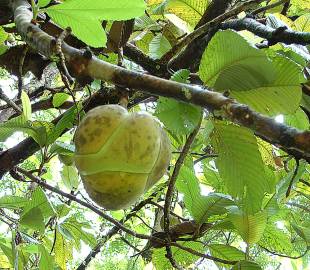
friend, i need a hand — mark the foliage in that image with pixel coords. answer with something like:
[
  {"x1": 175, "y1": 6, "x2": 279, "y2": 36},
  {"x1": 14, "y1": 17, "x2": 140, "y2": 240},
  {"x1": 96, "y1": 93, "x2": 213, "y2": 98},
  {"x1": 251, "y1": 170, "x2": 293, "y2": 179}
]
[{"x1": 0, "y1": 0, "x2": 309, "y2": 270}]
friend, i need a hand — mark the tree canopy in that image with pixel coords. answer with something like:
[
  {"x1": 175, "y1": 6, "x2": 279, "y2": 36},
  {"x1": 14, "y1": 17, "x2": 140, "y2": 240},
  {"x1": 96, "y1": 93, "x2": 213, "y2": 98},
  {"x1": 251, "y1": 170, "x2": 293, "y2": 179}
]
[{"x1": 0, "y1": 0, "x2": 309, "y2": 269}]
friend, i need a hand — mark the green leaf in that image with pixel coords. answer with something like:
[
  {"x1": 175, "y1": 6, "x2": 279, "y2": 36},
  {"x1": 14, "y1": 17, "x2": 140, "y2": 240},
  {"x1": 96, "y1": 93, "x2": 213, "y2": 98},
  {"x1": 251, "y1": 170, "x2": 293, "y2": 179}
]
[
  {"x1": 149, "y1": 34, "x2": 171, "y2": 59},
  {"x1": 199, "y1": 30, "x2": 274, "y2": 89},
  {"x1": 0, "y1": 196, "x2": 28, "y2": 209},
  {"x1": 21, "y1": 90, "x2": 32, "y2": 120},
  {"x1": 199, "y1": 30, "x2": 302, "y2": 115},
  {"x1": 61, "y1": 218, "x2": 96, "y2": 249},
  {"x1": 166, "y1": 0, "x2": 209, "y2": 26},
  {"x1": 54, "y1": 229, "x2": 67, "y2": 270},
  {"x1": 208, "y1": 244, "x2": 245, "y2": 263},
  {"x1": 285, "y1": 108, "x2": 309, "y2": 130},
  {"x1": 22, "y1": 187, "x2": 55, "y2": 221},
  {"x1": 49, "y1": 141, "x2": 75, "y2": 156},
  {"x1": 46, "y1": 0, "x2": 146, "y2": 47},
  {"x1": 20, "y1": 207, "x2": 45, "y2": 233},
  {"x1": 52, "y1": 93, "x2": 70, "y2": 108},
  {"x1": 39, "y1": 245, "x2": 54, "y2": 270},
  {"x1": 231, "y1": 260, "x2": 262, "y2": 270},
  {"x1": 170, "y1": 69, "x2": 190, "y2": 83},
  {"x1": 0, "y1": 115, "x2": 53, "y2": 146},
  {"x1": 0, "y1": 242, "x2": 13, "y2": 266},
  {"x1": 212, "y1": 122, "x2": 272, "y2": 214},
  {"x1": 294, "y1": 13, "x2": 310, "y2": 32},
  {"x1": 0, "y1": 26, "x2": 8, "y2": 43},
  {"x1": 61, "y1": 165, "x2": 79, "y2": 190},
  {"x1": 46, "y1": 11, "x2": 106, "y2": 47},
  {"x1": 176, "y1": 167, "x2": 234, "y2": 223},
  {"x1": 228, "y1": 207, "x2": 267, "y2": 244},
  {"x1": 259, "y1": 223, "x2": 293, "y2": 254},
  {"x1": 38, "y1": 0, "x2": 51, "y2": 8},
  {"x1": 155, "y1": 97, "x2": 202, "y2": 135},
  {"x1": 49, "y1": 104, "x2": 82, "y2": 144},
  {"x1": 230, "y1": 56, "x2": 302, "y2": 115},
  {"x1": 152, "y1": 241, "x2": 204, "y2": 270}
]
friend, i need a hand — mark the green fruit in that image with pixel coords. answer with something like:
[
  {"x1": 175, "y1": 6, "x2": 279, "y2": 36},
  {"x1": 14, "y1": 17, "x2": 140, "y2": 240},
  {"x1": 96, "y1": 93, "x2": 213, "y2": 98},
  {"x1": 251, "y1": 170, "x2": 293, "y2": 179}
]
[{"x1": 74, "y1": 104, "x2": 171, "y2": 210}]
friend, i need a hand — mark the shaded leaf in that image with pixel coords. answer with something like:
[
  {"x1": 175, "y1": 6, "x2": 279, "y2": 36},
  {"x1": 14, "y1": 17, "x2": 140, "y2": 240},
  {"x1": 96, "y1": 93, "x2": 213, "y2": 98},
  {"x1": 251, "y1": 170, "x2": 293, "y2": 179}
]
[
  {"x1": 20, "y1": 207, "x2": 45, "y2": 233},
  {"x1": 212, "y1": 122, "x2": 271, "y2": 214}
]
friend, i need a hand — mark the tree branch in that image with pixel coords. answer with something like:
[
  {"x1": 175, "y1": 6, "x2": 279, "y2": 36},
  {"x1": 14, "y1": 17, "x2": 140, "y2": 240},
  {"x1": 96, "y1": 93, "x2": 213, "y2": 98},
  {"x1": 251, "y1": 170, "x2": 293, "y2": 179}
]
[
  {"x1": 15, "y1": 167, "x2": 236, "y2": 266},
  {"x1": 1, "y1": 0, "x2": 309, "y2": 181},
  {"x1": 163, "y1": 114, "x2": 202, "y2": 269},
  {"x1": 160, "y1": 0, "x2": 266, "y2": 63},
  {"x1": 221, "y1": 17, "x2": 310, "y2": 46}
]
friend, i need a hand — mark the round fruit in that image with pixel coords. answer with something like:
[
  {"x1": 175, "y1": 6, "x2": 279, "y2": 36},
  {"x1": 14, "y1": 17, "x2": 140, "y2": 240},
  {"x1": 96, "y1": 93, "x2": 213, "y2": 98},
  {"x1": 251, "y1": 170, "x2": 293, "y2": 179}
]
[{"x1": 74, "y1": 104, "x2": 171, "y2": 210}]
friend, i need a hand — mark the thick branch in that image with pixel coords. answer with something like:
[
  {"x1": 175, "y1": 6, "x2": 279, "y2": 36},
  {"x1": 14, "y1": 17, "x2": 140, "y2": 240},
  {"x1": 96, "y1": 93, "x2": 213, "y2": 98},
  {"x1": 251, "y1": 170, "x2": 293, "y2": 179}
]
[
  {"x1": 1, "y1": 0, "x2": 309, "y2": 180},
  {"x1": 221, "y1": 17, "x2": 310, "y2": 45}
]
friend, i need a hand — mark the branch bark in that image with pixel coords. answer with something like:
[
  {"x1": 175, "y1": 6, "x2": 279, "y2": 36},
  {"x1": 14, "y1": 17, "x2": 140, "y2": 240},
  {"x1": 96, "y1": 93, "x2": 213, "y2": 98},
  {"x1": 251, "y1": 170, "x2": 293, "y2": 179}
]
[{"x1": 1, "y1": 0, "x2": 309, "y2": 180}]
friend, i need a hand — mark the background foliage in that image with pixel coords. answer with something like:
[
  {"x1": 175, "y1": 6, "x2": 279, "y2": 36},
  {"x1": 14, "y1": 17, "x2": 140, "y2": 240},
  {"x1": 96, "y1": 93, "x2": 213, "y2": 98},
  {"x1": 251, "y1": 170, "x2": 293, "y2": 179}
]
[{"x1": 0, "y1": 0, "x2": 309, "y2": 269}]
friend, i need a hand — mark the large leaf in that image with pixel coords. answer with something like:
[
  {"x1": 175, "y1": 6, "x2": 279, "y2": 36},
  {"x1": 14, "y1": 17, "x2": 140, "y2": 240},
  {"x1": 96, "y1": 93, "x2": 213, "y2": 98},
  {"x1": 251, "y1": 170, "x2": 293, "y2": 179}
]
[
  {"x1": 259, "y1": 223, "x2": 293, "y2": 254},
  {"x1": 228, "y1": 207, "x2": 267, "y2": 244},
  {"x1": 212, "y1": 122, "x2": 272, "y2": 214},
  {"x1": 199, "y1": 30, "x2": 302, "y2": 115},
  {"x1": 208, "y1": 244, "x2": 245, "y2": 264},
  {"x1": 176, "y1": 167, "x2": 234, "y2": 223},
  {"x1": 155, "y1": 97, "x2": 202, "y2": 135},
  {"x1": 231, "y1": 56, "x2": 302, "y2": 115},
  {"x1": 199, "y1": 30, "x2": 274, "y2": 89},
  {"x1": 46, "y1": 0, "x2": 146, "y2": 47}
]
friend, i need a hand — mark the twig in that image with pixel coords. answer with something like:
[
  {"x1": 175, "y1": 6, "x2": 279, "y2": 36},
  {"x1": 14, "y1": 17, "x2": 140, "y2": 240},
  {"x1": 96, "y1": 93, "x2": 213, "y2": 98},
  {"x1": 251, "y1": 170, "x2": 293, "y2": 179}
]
[
  {"x1": 160, "y1": 0, "x2": 265, "y2": 62},
  {"x1": 14, "y1": 167, "x2": 236, "y2": 267},
  {"x1": 120, "y1": 236, "x2": 141, "y2": 253},
  {"x1": 259, "y1": 245, "x2": 309, "y2": 259},
  {"x1": 15, "y1": 167, "x2": 157, "y2": 241},
  {"x1": 281, "y1": 0, "x2": 290, "y2": 15},
  {"x1": 56, "y1": 27, "x2": 73, "y2": 85},
  {"x1": 17, "y1": 46, "x2": 28, "y2": 98},
  {"x1": 147, "y1": 201, "x2": 188, "y2": 222},
  {"x1": 286, "y1": 159, "x2": 300, "y2": 197},
  {"x1": 163, "y1": 113, "x2": 203, "y2": 269},
  {"x1": 194, "y1": 154, "x2": 218, "y2": 164},
  {"x1": 0, "y1": 87, "x2": 22, "y2": 113}
]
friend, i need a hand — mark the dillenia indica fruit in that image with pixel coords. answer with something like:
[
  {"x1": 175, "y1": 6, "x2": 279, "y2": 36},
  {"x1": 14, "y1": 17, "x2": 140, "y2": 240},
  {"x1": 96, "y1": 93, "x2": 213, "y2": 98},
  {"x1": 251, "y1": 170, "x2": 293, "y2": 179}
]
[{"x1": 74, "y1": 104, "x2": 171, "y2": 210}]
